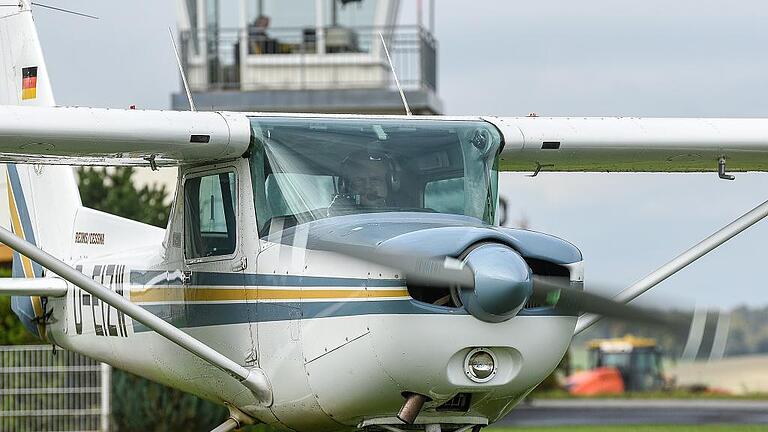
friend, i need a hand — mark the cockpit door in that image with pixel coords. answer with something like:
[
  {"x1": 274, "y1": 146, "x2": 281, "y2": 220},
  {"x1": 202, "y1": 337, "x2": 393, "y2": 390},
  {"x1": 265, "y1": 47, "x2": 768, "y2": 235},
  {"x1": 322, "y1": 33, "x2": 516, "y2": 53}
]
[{"x1": 181, "y1": 167, "x2": 250, "y2": 361}]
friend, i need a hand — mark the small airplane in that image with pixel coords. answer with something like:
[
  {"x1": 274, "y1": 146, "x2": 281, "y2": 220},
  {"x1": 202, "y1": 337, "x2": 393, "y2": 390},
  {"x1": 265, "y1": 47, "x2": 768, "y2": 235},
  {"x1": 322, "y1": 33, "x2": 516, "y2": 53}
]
[{"x1": 1, "y1": 2, "x2": 767, "y2": 431}]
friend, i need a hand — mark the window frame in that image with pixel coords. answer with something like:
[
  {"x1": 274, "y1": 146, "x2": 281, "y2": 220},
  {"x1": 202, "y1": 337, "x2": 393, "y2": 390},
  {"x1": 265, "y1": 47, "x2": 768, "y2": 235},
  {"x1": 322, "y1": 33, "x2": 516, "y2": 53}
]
[{"x1": 182, "y1": 166, "x2": 240, "y2": 264}]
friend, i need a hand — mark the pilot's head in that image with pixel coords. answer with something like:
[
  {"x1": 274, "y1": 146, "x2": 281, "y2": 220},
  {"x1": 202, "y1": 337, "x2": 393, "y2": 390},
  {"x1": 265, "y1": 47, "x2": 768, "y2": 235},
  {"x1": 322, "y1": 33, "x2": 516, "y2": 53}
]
[{"x1": 341, "y1": 150, "x2": 391, "y2": 207}]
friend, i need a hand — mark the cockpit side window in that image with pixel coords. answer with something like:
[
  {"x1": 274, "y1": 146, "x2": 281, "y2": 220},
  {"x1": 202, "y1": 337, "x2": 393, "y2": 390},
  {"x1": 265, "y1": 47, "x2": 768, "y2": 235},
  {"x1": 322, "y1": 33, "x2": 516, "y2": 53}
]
[
  {"x1": 424, "y1": 177, "x2": 465, "y2": 215},
  {"x1": 184, "y1": 171, "x2": 237, "y2": 259}
]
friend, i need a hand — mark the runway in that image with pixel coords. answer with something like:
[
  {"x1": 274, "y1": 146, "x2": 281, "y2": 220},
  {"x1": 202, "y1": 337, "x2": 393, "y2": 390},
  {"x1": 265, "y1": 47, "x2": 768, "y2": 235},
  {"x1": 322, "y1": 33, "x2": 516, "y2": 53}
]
[{"x1": 499, "y1": 399, "x2": 768, "y2": 426}]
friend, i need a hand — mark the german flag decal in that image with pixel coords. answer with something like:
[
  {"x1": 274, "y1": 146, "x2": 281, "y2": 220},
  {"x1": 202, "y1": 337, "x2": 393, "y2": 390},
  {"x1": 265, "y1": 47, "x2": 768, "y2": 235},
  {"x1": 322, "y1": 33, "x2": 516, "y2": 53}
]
[{"x1": 22, "y1": 66, "x2": 38, "y2": 100}]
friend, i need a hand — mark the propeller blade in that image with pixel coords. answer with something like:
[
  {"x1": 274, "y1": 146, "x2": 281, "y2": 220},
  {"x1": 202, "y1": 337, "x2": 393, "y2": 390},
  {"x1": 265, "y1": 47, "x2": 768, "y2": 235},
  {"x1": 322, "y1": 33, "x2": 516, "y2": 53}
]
[{"x1": 531, "y1": 276, "x2": 682, "y2": 327}]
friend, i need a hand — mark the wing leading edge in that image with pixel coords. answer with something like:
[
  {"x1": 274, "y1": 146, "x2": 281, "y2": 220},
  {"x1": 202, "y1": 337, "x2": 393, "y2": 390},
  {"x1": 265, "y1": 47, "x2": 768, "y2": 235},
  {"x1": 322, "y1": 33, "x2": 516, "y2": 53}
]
[
  {"x1": 490, "y1": 117, "x2": 768, "y2": 172},
  {"x1": 0, "y1": 106, "x2": 251, "y2": 166}
]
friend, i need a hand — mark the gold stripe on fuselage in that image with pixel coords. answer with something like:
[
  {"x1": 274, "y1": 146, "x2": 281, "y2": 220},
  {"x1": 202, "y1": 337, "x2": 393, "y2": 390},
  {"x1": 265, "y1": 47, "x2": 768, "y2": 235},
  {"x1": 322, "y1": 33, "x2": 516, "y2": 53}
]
[
  {"x1": 130, "y1": 287, "x2": 410, "y2": 303},
  {"x1": 6, "y1": 175, "x2": 46, "y2": 339},
  {"x1": 7, "y1": 179, "x2": 35, "y2": 277}
]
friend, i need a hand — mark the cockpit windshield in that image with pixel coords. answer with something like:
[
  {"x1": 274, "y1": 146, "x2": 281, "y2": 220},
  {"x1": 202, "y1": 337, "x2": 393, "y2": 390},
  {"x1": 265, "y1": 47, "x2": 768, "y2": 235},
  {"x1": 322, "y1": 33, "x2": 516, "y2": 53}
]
[{"x1": 248, "y1": 117, "x2": 501, "y2": 236}]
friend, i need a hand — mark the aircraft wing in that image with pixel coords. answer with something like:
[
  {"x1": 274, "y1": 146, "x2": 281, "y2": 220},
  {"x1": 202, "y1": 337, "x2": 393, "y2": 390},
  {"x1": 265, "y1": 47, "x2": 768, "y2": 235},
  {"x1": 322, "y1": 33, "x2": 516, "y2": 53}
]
[
  {"x1": 4, "y1": 107, "x2": 768, "y2": 172},
  {"x1": 0, "y1": 106, "x2": 251, "y2": 166},
  {"x1": 491, "y1": 117, "x2": 768, "y2": 172}
]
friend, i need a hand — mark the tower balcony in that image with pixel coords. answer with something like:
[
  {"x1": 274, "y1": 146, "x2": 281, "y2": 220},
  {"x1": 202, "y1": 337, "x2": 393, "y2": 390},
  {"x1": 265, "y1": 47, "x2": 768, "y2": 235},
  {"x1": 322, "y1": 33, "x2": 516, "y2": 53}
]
[{"x1": 172, "y1": 25, "x2": 442, "y2": 114}]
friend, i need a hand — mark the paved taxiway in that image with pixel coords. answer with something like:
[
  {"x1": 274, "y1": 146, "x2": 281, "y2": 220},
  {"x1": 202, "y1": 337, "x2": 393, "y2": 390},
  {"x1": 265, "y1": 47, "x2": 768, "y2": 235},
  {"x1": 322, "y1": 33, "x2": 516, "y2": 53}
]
[{"x1": 499, "y1": 399, "x2": 768, "y2": 426}]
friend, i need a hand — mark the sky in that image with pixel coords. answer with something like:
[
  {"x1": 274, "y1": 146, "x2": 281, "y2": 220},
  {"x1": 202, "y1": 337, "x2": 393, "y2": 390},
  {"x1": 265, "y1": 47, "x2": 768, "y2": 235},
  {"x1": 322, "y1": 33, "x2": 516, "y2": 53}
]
[{"x1": 29, "y1": 0, "x2": 768, "y2": 309}]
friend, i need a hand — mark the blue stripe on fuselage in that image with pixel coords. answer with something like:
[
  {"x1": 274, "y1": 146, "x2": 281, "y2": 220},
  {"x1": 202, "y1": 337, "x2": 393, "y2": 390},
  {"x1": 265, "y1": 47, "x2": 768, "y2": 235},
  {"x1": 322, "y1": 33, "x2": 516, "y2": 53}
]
[
  {"x1": 7, "y1": 165, "x2": 43, "y2": 277},
  {"x1": 133, "y1": 299, "x2": 467, "y2": 332},
  {"x1": 7, "y1": 164, "x2": 43, "y2": 338},
  {"x1": 7, "y1": 164, "x2": 39, "y2": 248}
]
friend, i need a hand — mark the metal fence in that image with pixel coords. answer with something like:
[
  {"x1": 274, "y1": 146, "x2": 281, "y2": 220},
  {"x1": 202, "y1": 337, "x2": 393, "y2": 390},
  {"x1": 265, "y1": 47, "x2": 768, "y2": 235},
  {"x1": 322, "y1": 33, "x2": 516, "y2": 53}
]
[
  {"x1": 180, "y1": 25, "x2": 437, "y2": 92},
  {"x1": 0, "y1": 345, "x2": 110, "y2": 432}
]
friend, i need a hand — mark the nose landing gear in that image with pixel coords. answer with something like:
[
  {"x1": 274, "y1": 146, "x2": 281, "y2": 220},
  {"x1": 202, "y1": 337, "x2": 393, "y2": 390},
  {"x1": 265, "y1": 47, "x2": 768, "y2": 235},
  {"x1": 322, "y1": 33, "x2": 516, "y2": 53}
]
[
  {"x1": 360, "y1": 417, "x2": 486, "y2": 432},
  {"x1": 368, "y1": 424, "x2": 482, "y2": 432},
  {"x1": 398, "y1": 393, "x2": 430, "y2": 424}
]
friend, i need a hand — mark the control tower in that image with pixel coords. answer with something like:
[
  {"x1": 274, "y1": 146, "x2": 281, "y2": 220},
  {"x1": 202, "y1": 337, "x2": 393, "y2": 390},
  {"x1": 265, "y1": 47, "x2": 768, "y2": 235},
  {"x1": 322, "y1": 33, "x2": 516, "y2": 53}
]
[{"x1": 172, "y1": 0, "x2": 442, "y2": 114}]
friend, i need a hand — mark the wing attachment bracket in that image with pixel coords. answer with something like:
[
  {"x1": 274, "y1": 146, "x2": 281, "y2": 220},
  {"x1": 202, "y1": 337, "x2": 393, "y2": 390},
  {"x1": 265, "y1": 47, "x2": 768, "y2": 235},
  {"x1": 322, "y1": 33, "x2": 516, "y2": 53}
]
[
  {"x1": 528, "y1": 162, "x2": 554, "y2": 177},
  {"x1": 718, "y1": 156, "x2": 735, "y2": 180},
  {"x1": 144, "y1": 154, "x2": 158, "y2": 171}
]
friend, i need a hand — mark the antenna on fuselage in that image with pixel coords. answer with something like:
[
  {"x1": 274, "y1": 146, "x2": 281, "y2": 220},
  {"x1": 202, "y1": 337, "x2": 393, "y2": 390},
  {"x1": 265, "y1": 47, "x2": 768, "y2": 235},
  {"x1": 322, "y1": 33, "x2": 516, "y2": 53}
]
[
  {"x1": 378, "y1": 32, "x2": 411, "y2": 116},
  {"x1": 30, "y1": 2, "x2": 99, "y2": 20},
  {"x1": 168, "y1": 27, "x2": 196, "y2": 112}
]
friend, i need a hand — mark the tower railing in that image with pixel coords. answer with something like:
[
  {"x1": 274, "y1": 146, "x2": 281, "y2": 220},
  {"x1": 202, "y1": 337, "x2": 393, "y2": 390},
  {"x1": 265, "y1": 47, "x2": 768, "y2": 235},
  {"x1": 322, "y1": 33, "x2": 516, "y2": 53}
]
[{"x1": 179, "y1": 25, "x2": 437, "y2": 93}]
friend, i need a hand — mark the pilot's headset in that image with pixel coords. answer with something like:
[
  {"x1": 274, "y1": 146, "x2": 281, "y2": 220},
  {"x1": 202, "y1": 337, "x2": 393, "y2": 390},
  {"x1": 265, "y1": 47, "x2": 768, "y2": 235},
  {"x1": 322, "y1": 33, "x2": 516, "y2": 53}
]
[{"x1": 338, "y1": 148, "x2": 401, "y2": 195}]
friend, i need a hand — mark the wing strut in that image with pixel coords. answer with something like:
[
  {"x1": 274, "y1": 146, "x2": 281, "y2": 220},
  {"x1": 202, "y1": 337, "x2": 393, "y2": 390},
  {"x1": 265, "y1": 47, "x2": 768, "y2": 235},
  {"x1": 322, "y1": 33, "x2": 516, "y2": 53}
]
[
  {"x1": 575, "y1": 198, "x2": 768, "y2": 334},
  {"x1": 0, "y1": 226, "x2": 273, "y2": 406}
]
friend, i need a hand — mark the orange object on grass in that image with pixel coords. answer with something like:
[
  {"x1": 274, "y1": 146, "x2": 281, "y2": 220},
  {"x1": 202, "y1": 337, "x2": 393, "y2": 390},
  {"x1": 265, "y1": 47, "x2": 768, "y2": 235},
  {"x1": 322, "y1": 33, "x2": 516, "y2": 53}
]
[{"x1": 565, "y1": 367, "x2": 625, "y2": 396}]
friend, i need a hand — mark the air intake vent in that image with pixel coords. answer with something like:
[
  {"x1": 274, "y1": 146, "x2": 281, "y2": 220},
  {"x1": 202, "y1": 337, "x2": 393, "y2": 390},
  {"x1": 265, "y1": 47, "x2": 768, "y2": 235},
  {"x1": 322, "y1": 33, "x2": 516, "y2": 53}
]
[
  {"x1": 436, "y1": 393, "x2": 472, "y2": 412},
  {"x1": 524, "y1": 258, "x2": 571, "y2": 309},
  {"x1": 190, "y1": 134, "x2": 211, "y2": 143},
  {"x1": 525, "y1": 258, "x2": 569, "y2": 277}
]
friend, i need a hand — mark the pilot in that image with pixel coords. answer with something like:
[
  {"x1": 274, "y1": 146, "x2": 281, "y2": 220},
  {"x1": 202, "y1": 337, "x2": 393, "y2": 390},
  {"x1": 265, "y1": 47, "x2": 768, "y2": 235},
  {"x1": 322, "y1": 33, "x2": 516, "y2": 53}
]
[{"x1": 340, "y1": 149, "x2": 395, "y2": 208}]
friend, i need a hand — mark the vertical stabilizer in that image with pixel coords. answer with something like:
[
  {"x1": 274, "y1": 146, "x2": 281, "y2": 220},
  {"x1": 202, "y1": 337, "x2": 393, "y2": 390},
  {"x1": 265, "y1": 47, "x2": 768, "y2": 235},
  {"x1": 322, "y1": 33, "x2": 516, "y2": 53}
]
[
  {"x1": 1, "y1": 1, "x2": 81, "y2": 339},
  {"x1": 0, "y1": 1, "x2": 55, "y2": 106}
]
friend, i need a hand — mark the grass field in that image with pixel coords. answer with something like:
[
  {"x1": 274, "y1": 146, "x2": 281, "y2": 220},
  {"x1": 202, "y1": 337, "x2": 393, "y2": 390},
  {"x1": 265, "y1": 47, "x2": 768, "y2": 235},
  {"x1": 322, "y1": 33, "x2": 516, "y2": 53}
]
[{"x1": 487, "y1": 426, "x2": 767, "y2": 432}]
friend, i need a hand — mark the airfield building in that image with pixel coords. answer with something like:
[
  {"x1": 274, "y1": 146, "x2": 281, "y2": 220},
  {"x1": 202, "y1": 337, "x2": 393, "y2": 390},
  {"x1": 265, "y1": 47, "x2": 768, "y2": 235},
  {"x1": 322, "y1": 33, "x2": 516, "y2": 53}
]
[{"x1": 170, "y1": 0, "x2": 442, "y2": 114}]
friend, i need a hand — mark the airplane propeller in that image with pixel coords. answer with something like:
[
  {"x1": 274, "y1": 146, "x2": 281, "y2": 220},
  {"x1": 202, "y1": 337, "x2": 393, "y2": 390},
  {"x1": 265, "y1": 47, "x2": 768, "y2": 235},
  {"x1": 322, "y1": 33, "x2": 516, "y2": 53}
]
[
  {"x1": 528, "y1": 275, "x2": 686, "y2": 327},
  {"x1": 316, "y1": 240, "x2": 672, "y2": 325}
]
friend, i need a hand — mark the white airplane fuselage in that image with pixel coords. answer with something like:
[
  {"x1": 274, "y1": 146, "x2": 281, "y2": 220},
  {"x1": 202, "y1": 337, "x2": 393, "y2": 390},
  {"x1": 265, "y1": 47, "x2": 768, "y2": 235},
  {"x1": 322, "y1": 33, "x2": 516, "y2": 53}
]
[{"x1": 15, "y1": 155, "x2": 580, "y2": 431}]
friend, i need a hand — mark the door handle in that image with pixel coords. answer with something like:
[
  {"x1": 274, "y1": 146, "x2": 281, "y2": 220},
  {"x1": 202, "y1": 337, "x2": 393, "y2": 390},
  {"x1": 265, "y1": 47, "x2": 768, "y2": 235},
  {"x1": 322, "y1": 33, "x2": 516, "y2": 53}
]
[{"x1": 231, "y1": 256, "x2": 248, "y2": 272}]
